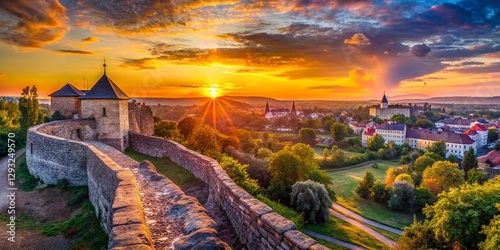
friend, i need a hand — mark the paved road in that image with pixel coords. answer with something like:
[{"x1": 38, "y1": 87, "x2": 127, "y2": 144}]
[
  {"x1": 332, "y1": 203, "x2": 403, "y2": 235},
  {"x1": 0, "y1": 147, "x2": 26, "y2": 211},
  {"x1": 329, "y1": 209, "x2": 396, "y2": 248},
  {"x1": 325, "y1": 160, "x2": 380, "y2": 172},
  {"x1": 303, "y1": 230, "x2": 367, "y2": 250}
]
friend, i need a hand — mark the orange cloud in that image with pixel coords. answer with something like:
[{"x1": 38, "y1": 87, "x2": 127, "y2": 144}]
[
  {"x1": 0, "y1": 0, "x2": 68, "y2": 48},
  {"x1": 81, "y1": 36, "x2": 98, "y2": 43},
  {"x1": 344, "y1": 33, "x2": 371, "y2": 47}
]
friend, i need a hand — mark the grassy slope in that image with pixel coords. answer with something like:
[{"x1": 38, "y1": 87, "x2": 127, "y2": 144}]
[
  {"x1": 4, "y1": 153, "x2": 108, "y2": 249},
  {"x1": 329, "y1": 160, "x2": 419, "y2": 229},
  {"x1": 125, "y1": 149, "x2": 197, "y2": 187},
  {"x1": 312, "y1": 146, "x2": 362, "y2": 158}
]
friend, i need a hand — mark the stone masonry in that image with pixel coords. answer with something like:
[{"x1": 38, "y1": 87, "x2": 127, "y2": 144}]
[{"x1": 129, "y1": 132, "x2": 329, "y2": 250}]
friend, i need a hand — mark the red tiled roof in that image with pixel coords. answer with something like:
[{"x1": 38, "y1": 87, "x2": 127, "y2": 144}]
[
  {"x1": 464, "y1": 129, "x2": 478, "y2": 136},
  {"x1": 364, "y1": 127, "x2": 375, "y2": 136},
  {"x1": 351, "y1": 122, "x2": 366, "y2": 128},
  {"x1": 478, "y1": 150, "x2": 500, "y2": 166},
  {"x1": 406, "y1": 129, "x2": 475, "y2": 144},
  {"x1": 470, "y1": 123, "x2": 487, "y2": 131}
]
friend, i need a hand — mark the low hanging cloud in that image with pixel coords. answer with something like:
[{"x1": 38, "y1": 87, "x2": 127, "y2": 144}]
[
  {"x1": 344, "y1": 33, "x2": 371, "y2": 47},
  {"x1": 81, "y1": 36, "x2": 98, "y2": 43},
  {"x1": 0, "y1": 0, "x2": 69, "y2": 48},
  {"x1": 54, "y1": 49, "x2": 93, "y2": 55},
  {"x1": 411, "y1": 44, "x2": 431, "y2": 57}
]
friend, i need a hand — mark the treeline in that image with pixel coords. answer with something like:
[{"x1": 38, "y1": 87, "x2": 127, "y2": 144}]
[{"x1": 154, "y1": 117, "x2": 335, "y2": 224}]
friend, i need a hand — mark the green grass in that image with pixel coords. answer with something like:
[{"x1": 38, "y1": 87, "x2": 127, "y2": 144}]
[
  {"x1": 313, "y1": 146, "x2": 362, "y2": 158},
  {"x1": 311, "y1": 237, "x2": 350, "y2": 250},
  {"x1": 328, "y1": 160, "x2": 420, "y2": 229},
  {"x1": 366, "y1": 224, "x2": 401, "y2": 241},
  {"x1": 16, "y1": 153, "x2": 40, "y2": 191},
  {"x1": 256, "y1": 194, "x2": 304, "y2": 231},
  {"x1": 0, "y1": 186, "x2": 108, "y2": 249},
  {"x1": 305, "y1": 216, "x2": 390, "y2": 250},
  {"x1": 125, "y1": 149, "x2": 197, "y2": 187}
]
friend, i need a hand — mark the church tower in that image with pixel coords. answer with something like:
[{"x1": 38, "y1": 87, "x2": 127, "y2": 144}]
[
  {"x1": 380, "y1": 92, "x2": 388, "y2": 109},
  {"x1": 291, "y1": 101, "x2": 297, "y2": 116},
  {"x1": 80, "y1": 61, "x2": 130, "y2": 151}
]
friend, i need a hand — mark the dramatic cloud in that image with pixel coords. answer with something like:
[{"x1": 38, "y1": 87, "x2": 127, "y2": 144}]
[
  {"x1": 381, "y1": 56, "x2": 446, "y2": 86},
  {"x1": 81, "y1": 36, "x2": 98, "y2": 43},
  {"x1": 411, "y1": 44, "x2": 431, "y2": 57},
  {"x1": 54, "y1": 49, "x2": 93, "y2": 54},
  {"x1": 344, "y1": 33, "x2": 371, "y2": 47},
  {"x1": 0, "y1": 0, "x2": 68, "y2": 47}
]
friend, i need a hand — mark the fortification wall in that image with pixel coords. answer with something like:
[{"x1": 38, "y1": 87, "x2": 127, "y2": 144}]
[
  {"x1": 26, "y1": 119, "x2": 96, "y2": 185},
  {"x1": 129, "y1": 132, "x2": 328, "y2": 250},
  {"x1": 26, "y1": 120, "x2": 153, "y2": 249},
  {"x1": 129, "y1": 101, "x2": 154, "y2": 136}
]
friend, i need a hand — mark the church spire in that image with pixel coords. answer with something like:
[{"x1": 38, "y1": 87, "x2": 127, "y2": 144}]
[
  {"x1": 265, "y1": 102, "x2": 270, "y2": 114},
  {"x1": 291, "y1": 101, "x2": 297, "y2": 116},
  {"x1": 103, "y1": 58, "x2": 107, "y2": 75}
]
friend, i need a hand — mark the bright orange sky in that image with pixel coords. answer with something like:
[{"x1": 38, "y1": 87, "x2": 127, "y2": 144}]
[{"x1": 0, "y1": 1, "x2": 499, "y2": 100}]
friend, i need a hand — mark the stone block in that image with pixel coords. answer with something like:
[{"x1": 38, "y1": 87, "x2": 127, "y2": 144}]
[
  {"x1": 261, "y1": 212, "x2": 296, "y2": 234},
  {"x1": 284, "y1": 230, "x2": 317, "y2": 250},
  {"x1": 309, "y1": 244, "x2": 331, "y2": 250},
  {"x1": 172, "y1": 228, "x2": 231, "y2": 250},
  {"x1": 108, "y1": 224, "x2": 152, "y2": 248}
]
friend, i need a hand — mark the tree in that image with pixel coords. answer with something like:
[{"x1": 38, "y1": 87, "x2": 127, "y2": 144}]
[
  {"x1": 423, "y1": 151, "x2": 443, "y2": 161},
  {"x1": 299, "y1": 128, "x2": 316, "y2": 146},
  {"x1": 366, "y1": 133, "x2": 385, "y2": 151},
  {"x1": 268, "y1": 150, "x2": 302, "y2": 204},
  {"x1": 414, "y1": 156, "x2": 435, "y2": 173},
  {"x1": 238, "y1": 130, "x2": 258, "y2": 154},
  {"x1": 385, "y1": 167, "x2": 397, "y2": 189},
  {"x1": 414, "y1": 187, "x2": 434, "y2": 210},
  {"x1": 188, "y1": 124, "x2": 221, "y2": 158},
  {"x1": 488, "y1": 128, "x2": 499, "y2": 143},
  {"x1": 495, "y1": 140, "x2": 500, "y2": 151},
  {"x1": 290, "y1": 180, "x2": 333, "y2": 224},
  {"x1": 219, "y1": 155, "x2": 259, "y2": 195},
  {"x1": 479, "y1": 205, "x2": 500, "y2": 250},
  {"x1": 423, "y1": 181, "x2": 500, "y2": 249},
  {"x1": 177, "y1": 116, "x2": 202, "y2": 139},
  {"x1": 462, "y1": 147, "x2": 477, "y2": 179},
  {"x1": 51, "y1": 110, "x2": 66, "y2": 121},
  {"x1": 371, "y1": 180, "x2": 387, "y2": 203},
  {"x1": 395, "y1": 173, "x2": 414, "y2": 186},
  {"x1": 330, "y1": 122, "x2": 348, "y2": 142},
  {"x1": 154, "y1": 120, "x2": 182, "y2": 141},
  {"x1": 322, "y1": 148, "x2": 329, "y2": 159},
  {"x1": 409, "y1": 151, "x2": 421, "y2": 163},
  {"x1": 416, "y1": 118, "x2": 435, "y2": 129},
  {"x1": 399, "y1": 155, "x2": 411, "y2": 164},
  {"x1": 388, "y1": 181, "x2": 415, "y2": 211},
  {"x1": 395, "y1": 219, "x2": 436, "y2": 250},
  {"x1": 256, "y1": 148, "x2": 273, "y2": 159},
  {"x1": 0, "y1": 98, "x2": 20, "y2": 128},
  {"x1": 18, "y1": 86, "x2": 40, "y2": 143},
  {"x1": 355, "y1": 171, "x2": 375, "y2": 198},
  {"x1": 426, "y1": 140, "x2": 446, "y2": 159},
  {"x1": 447, "y1": 154, "x2": 459, "y2": 163},
  {"x1": 330, "y1": 146, "x2": 347, "y2": 167},
  {"x1": 422, "y1": 161, "x2": 465, "y2": 196}
]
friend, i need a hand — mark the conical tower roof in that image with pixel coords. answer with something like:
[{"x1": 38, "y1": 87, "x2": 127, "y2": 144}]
[
  {"x1": 49, "y1": 83, "x2": 85, "y2": 97},
  {"x1": 381, "y1": 93, "x2": 388, "y2": 103}
]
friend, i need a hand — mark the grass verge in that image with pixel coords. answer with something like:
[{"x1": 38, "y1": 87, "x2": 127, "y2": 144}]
[
  {"x1": 329, "y1": 160, "x2": 418, "y2": 229},
  {"x1": 305, "y1": 216, "x2": 390, "y2": 250},
  {"x1": 255, "y1": 194, "x2": 304, "y2": 231},
  {"x1": 125, "y1": 149, "x2": 197, "y2": 187},
  {"x1": 366, "y1": 224, "x2": 401, "y2": 242},
  {"x1": 16, "y1": 153, "x2": 40, "y2": 191},
  {"x1": 312, "y1": 237, "x2": 350, "y2": 250}
]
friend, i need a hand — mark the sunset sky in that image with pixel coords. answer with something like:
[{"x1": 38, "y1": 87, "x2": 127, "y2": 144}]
[{"x1": 0, "y1": 0, "x2": 499, "y2": 100}]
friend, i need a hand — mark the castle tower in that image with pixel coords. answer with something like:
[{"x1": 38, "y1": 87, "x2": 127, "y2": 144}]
[
  {"x1": 380, "y1": 93, "x2": 388, "y2": 109},
  {"x1": 291, "y1": 101, "x2": 297, "y2": 116},
  {"x1": 79, "y1": 62, "x2": 130, "y2": 152},
  {"x1": 49, "y1": 83, "x2": 85, "y2": 118}
]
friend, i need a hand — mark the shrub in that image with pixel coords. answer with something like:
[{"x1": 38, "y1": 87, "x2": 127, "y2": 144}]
[
  {"x1": 355, "y1": 171, "x2": 375, "y2": 199},
  {"x1": 387, "y1": 181, "x2": 415, "y2": 211},
  {"x1": 219, "y1": 155, "x2": 260, "y2": 195},
  {"x1": 399, "y1": 155, "x2": 411, "y2": 164},
  {"x1": 395, "y1": 173, "x2": 414, "y2": 186},
  {"x1": 290, "y1": 180, "x2": 333, "y2": 224},
  {"x1": 414, "y1": 187, "x2": 434, "y2": 210},
  {"x1": 371, "y1": 180, "x2": 387, "y2": 203},
  {"x1": 256, "y1": 148, "x2": 273, "y2": 159}
]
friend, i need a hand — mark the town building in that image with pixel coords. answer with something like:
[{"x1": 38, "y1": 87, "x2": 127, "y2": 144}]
[
  {"x1": 369, "y1": 93, "x2": 410, "y2": 120},
  {"x1": 406, "y1": 128, "x2": 475, "y2": 158},
  {"x1": 349, "y1": 122, "x2": 367, "y2": 135},
  {"x1": 464, "y1": 123, "x2": 488, "y2": 148},
  {"x1": 478, "y1": 150, "x2": 500, "y2": 168},
  {"x1": 264, "y1": 101, "x2": 298, "y2": 119},
  {"x1": 361, "y1": 122, "x2": 406, "y2": 146}
]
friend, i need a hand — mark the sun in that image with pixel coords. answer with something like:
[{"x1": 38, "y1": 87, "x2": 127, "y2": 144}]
[{"x1": 210, "y1": 88, "x2": 218, "y2": 98}]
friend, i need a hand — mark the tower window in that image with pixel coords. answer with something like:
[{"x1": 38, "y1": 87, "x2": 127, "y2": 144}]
[
  {"x1": 103, "y1": 107, "x2": 106, "y2": 117},
  {"x1": 77, "y1": 129, "x2": 82, "y2": 140}
]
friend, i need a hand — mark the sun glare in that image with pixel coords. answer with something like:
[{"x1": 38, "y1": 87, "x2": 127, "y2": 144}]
[{"x1": 210, "y1": 88, "x2": 218, "y2": 98}]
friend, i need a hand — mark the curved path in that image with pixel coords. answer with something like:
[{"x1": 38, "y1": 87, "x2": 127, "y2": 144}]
[
  {"x1": 0, "y1": 148, "x2": 26, "y2": 211},
  {"x1": 329, "y1": 209, "x2": 396, "y2": 248},
  {"x1": 332, "y1": 203, "x2": 403, "y2": 235},
  {"x1": 325, "y1": 160, "x2": 380, "y2": 172},
  {"x1": 303, "y1": 230, "x2": 367, "y2": 250}
]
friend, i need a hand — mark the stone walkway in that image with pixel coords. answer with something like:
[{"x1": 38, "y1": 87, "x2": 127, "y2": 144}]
[
  {"x1": 88, "y1": 141, "x2": 184, "y2": 249},
  {"x1": 332, "y1": 203, "x2": 403, "y2": 235}
]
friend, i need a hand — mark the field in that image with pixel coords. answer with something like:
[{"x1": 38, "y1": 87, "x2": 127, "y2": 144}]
[
  {"x1": 328, "y1": 160, "x2": 420, "y2": 229},
  {"x1": 313, "y1": 146, "x2": 363, "y2": 158}
]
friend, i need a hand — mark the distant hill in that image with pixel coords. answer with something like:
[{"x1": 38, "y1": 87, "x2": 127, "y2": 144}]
[{"x1": 395, "y1": 96, "x2": 500, "y2": 104}]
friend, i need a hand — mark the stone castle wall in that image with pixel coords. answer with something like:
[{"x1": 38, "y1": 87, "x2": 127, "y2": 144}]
[
  {"x1": 129, "y1": 132, "x2": 328, "y2": 250},
  {"x1": 50, "y1": 96, "x2": 81, "y2": 117},
  {"x1": 128, "y1": 101, "x2": 154, "y2": 136},
  {"x1": 27, "y1": 120, "x2": 153, "y2": 249}
]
